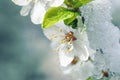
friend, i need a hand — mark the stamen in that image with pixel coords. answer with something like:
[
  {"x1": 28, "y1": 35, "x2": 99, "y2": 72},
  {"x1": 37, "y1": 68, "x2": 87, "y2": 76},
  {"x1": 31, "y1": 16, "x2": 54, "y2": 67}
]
[
  {"x1": 66, "y1": 44, "x2": 73, "y2": 53},
  {"x1": 50, "y1": 34, "x2": 57, "y2": 40},
  {"x1": 71, "y1": 56, "x2": 79, "y2": 65},
  {"x1": 65, "y1": 31, "x2": 77, "y2": 42},
  {"x1": 60, "y1": 40, "x2": 65, "y2": 44},
  {"x1": 67, "y1": 42, "x2": 71, "y2": 45},
  {"x1": 59, "y1": 28, "x2": 63, "y2": 32}
]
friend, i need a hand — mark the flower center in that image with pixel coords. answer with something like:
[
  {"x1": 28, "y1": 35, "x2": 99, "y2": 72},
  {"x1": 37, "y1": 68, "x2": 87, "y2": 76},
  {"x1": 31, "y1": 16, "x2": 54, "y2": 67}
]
[{"x1": 65, "y1": 31, "x2": 76, "y2": 42}]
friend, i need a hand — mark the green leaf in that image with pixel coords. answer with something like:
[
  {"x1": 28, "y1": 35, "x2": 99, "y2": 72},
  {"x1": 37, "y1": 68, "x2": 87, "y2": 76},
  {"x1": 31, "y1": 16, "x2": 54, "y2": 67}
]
[
  {"x1": 42, "y1": 7, "x2": 77, "y2": 28},
  {"x1": 64, "y1": 0, "x2": 92, "y2": 8},
  {"x1": 65, "y1": 18, "x2": 78, "y2": 29},
  {"x1": 87, "y1": 77, "x2": 92, "y2": 80},
  {"x1": 64, "y1": 0, "x2": 73, "y2": 7},
  {"x1": 71, "y1": 19, "x2": 78, "y2": 29},
  {"x1": 64, "y1": 12, "x2": 79, "y2": 25}
]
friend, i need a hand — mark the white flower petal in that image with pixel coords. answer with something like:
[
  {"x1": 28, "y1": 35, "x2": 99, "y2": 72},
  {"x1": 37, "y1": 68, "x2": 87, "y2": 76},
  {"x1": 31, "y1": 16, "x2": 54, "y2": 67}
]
[
  {"x1": 82, "y1": 45, "x2": 90, "y2": 60},
  {"x1": 20, "y1": 3, "x2": 32, "y2": 16},
  {"x1": 74, "y1": 45, "x2": 89, "y2": 61},
  {"x1": 31, "y1": 1, "x2": 46, "y2": 24},
  {"x1": 59, "y1": 50, "x2": 74, "y2": 67},
  {"x1": 60, "y1": 44, "x2": 74, "y2": 57},
  {"x1": 51, "y1": 41, "x2": 60, "y2": 50},
  {"x1": 50, "y1": 0, "x2": 64, "y2": 7},
  {"x1": 43, "y1": 26, "x2": 65, "y2": 41},
  {"x1": 56, "y1": 21, "x2": 75, "y2": 33},
  {"x1": 73, "y1": 32, "x2": 90, "y2": 61},
  {"x1": 12, "y1": 0, "x2": 32, "y2": 6}
]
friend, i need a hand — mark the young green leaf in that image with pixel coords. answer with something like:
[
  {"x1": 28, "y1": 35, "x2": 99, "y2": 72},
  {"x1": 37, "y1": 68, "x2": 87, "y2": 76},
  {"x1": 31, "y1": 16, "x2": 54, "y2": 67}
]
[
  {"x1": 42, "y1": 7, "x2": 77, "y2": 28},
  {"x1": 71, "y1": 19, "x2": 78, "y2": 29},
  {"x1": 64, "y1": 12, "x2": 79, "y2": 25},
  {"x1": 65, "y1": 18, "x2": 78, "y2": 29},
  {"x1": 64, "y1": 0, "x2": 92, "y2": 8},
  {"x1": 64, "y1": 0, "x2": 74, "y2": 7},
  {"x1": 87, "y1": 77, "x2": 92, "y2": 80}
]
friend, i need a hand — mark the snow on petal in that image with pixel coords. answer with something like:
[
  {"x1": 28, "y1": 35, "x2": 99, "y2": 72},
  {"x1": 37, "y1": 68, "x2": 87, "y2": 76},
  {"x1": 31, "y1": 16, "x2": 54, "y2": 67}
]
[
  {"x1": 20, "y1": 3, "x2": 32, "y2": 16},
  {"x1": 12, "y1": 0, "x2": 32, "y2": 6},
  {"x1": 31, "y1": 1, "x2": 46, "y2": 24},
  {"x1": 78, "y1": 61, "x2": 94, "y2": 80},
  {"x1": 66, "y1": 61, "x2": 94, "y2": 80}
]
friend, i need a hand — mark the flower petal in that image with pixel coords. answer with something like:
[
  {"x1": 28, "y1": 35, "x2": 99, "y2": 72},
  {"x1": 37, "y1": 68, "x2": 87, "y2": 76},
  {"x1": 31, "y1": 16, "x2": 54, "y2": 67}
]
[
  {"x1": 59, "y1": 44, "x2": 74, "y2": 57},
  {"x1": 56, "y1": 21, "x2": 75, "y2": 33},
  {"x1": 74, "y1": 44, "x2": 90, "y2": 61},
  {"x1": 20, "y1": 3, "x2": 32, "y2": 16},
  {"x1": 73, "y1": 32, "x2": 90, "y2": 61},
  {"x1": 50, "y1": 0, "x2": 64, "y2": 7},
  {"x1": 31, "y1": 1, "x2": 46, "y2": 24},
  {"x1": 43, "y1": 25, "x2": 65, "y2": 41},
  {"x1": 59, "y1": 49, "x2": 74, "y2": 67},
  {"x1": 12, "y1": 0, "x2": 32, "y2": 6},
  {"x1": 82, "y1": 45, "x2": 90, "y2": 60}
]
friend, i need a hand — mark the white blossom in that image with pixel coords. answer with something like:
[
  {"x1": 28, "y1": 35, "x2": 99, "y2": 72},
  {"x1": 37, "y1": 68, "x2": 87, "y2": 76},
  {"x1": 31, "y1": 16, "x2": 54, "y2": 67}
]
[
  {"x1": 12, "y1": 0, "x2": 64, "y2": 24},
  {"x1": 44, "y1": 21, "x2": 95, "y2": 68}
]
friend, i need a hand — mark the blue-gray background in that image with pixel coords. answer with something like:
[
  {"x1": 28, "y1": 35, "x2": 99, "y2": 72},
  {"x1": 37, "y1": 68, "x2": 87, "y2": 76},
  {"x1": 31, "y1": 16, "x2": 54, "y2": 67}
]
[{"x1": 0, "y1": 0, "x2": 54, "y2": 80}]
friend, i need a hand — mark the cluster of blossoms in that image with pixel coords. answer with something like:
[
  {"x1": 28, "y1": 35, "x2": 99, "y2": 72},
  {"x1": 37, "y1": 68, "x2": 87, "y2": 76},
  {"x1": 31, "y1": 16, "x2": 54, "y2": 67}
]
[
  {"x1": 12, "y1": 0, "x2": 64, "y2": 24},
  {"x1": 12, "y1": 0, "x2": 120, "y2": 80}
]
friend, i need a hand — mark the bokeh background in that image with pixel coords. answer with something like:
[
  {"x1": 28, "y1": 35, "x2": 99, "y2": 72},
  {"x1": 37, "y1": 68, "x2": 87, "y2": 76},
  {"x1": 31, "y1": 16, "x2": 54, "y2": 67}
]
[{"x1": 0, "y1": 0, "x2": 61, "y2": 80}]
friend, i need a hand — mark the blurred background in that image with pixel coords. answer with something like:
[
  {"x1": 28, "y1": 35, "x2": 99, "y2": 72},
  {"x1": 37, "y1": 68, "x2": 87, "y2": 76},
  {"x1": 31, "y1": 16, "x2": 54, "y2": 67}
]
[{"x1": 0, "y1": 0, "x2": 70, "y2": 80}]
